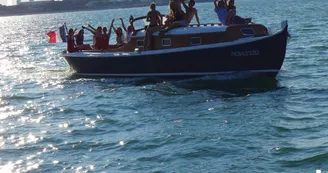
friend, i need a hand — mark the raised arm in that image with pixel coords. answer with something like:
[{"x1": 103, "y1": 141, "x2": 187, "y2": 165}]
[
  {"x1": 108, "y1": 19, "x2": 115, "y2": 38},
  {"x1": 120, "y1": 18, "x2": 127, "y2": 32},
  {"x1": 182, "y1": 0, "x2": 188, "y2": 10},
  {"x1": 82, "y1": 25, "x2": 95, "y2": 35},
  {"x1": 87, "y1": 24, "x2": 97, "y2": 32},
  {"x1": 112, "y1": 25, "x2": 117, "y2": 33},
  {"x1": 214, "y1": 0, "x2": 218, "y2": 9},
  {"x1": 130, "y1": 22, "x2": 136, "y2": 34}
]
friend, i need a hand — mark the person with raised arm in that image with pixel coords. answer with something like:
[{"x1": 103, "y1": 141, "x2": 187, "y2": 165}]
[
  {"x1": 182, "y1": 0, "x2": 200, "y2": 25},
  {"x1": 160, "y1": 0, "x2": 199, "y2": 35},
  {"x1": 214, "y1": 0, "x2": 228, "y2": 25},
  {"x1": 75, "y1": 29, "x2": 84, "y2": 46},
  {"x1": 226, "y1": 0, "x2": 251, "y2": 25},
  {"x1": 66, "y1": 28, "x2": 78, "y2": 53},
  {"x1": 82, "y1": 24, "x2": 103, "y2": 49},
  {"x1": 102, "y1": 26, "x2": 109, "y2": 49},
  {"x1": 119, "y1": 17, "x2": 135, "y2": 43},
  {"x1": 73, "y1": 29, "x2": 92, "y2": 50},
  {"x1": 66, "y1": 28, "x2": 91, "y2": 53},
  {"x1": 111, "y1": 22, "x2": 125, "y2": 45}
]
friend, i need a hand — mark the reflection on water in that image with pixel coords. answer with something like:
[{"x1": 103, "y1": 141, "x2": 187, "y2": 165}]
[
  {"x1": 0, "y1": 0, "x2": 328, "y2": 172},
  {"x1": 176, "y1": 76, "x2": 280, "y2": 96}
]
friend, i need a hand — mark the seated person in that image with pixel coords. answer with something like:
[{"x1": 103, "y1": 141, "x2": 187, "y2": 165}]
[
  {"x1": 169, "y1": 0, "x2": 183, "y2": 15},
  {"x1": 164, "y1": 14, "x2": 176, "y2": 26},
  {"x1": 82, "y1": 25, "x2": 103, "y2": 49},
  {"x1": 120, "y1": 17, "x2": 136, "y2": 43},
  {"x1": 66, "y1": 28, "x2": 91, "y2": 53},
  {"x1": 111, "y1": 19, "x2": 127, "y2": 46},
  {"x1": 105, "y1": 20, "x2": 126, "y2": 49},
  {"x1": 75, "y1": 29, "x2": 84, "y2": 45},
  {"x1": 183, "y1": 0, "x2": 200, "y2": 25},
  {"x1": 66, "y1": 28, "x2": 78, "y2": 53},
  {"x1": 102, "y1": 26, "x2": 110, "y2": 49},
  {"x1": 214, "y1": 0, "x2": 228, "y2": 25},
  {"x1": 75, "y1": 29, "x2": 92, "y2": 50},
  {"x1": 160, "y1": 0, "x2": 200, "y2": 35},
  {"x1": 226, "y1": 0, "x2": 251, "y2": 25}
]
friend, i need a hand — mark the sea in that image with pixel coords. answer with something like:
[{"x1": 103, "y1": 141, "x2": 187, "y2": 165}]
[{"x1": 0, "y1": 0, "x2": 328, "y2": 172}]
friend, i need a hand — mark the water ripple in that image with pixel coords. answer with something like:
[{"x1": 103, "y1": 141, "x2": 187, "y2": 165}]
[{"x1": 1, "y1": 0, "x2": 328, "y2": 172}]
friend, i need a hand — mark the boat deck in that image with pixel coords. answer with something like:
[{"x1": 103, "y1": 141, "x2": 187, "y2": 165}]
[{"x1": 134, "y1": 25, "x2": 228, "y2": 37}]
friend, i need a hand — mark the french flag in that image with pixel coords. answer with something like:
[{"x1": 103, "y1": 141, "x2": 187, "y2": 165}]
[{"x1": 47, "y1": 24, "x2": 67, "y2": 43}]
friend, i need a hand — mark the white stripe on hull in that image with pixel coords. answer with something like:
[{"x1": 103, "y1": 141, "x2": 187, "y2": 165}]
[{"x1": 74, "y1": 69, "x2": 280, "y2": 77}]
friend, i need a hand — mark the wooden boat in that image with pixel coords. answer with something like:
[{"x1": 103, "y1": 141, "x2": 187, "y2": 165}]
[{"x1": 63, "y1": 17, "x2": 289, "y2": 78}]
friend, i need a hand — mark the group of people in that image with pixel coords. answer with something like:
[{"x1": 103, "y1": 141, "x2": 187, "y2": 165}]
[
  {"x1": 66, "y1": 0, "x2": 252, "y2": 53},
  {"x1": 143, "y1": 0, "x2": 200, "y2": 50},
  {"x1": 66, "y1": 17, "x2": 135, "y2": 53}
]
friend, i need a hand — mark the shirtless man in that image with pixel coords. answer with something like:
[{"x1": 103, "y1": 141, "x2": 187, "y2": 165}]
[
  {"x1": 146, "y1": 2, "x2": 162, "y2": 28},
  {"x1": 182, "y1": 0, "x2": 200, "y2": 25},
  {"x1": 160, "y1": 0, "x2": 200, "y2": 35},
  {"x1": 143, "y1": 2, "x2": 163, "y2": 51}
]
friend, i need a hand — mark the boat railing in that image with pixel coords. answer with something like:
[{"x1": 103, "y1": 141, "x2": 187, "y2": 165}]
[{"x1": 189, "y1": 23, "x2": 224, "y2": 27}]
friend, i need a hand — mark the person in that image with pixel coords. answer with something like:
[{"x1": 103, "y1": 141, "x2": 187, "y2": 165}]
[
  {"x1": 143, "y1": 2, "x2": 165, "y2": 51},
  {"x1": 169, "y1": 0, "x2": 183, "y2": 17},
  {"x1": 101, "y1": 26, "x2": 110, "y2": 49},
  {"x1": 66, "y1": 28, "x2": 92, "y2": 53},
  {"x1": 146, "y1": 2, "x2": 162, "y2": 28},
  {"x1": 226, "y1": 0, "x2": 251, "y2": 25},
  {"x1": 104, "y1": 19, "x2": 125, "y2": 49},
  {"x1": 73, "y1": 29, "x2": 92, "y2": 50},
  {"x1": 75, "y1": 29, "x2": 85, "y2": 46},
  {"x1": 66, "y1": 28, "x2": 78, "y2": 53},
  {"x1": 171, "y1": 0, "x2": 185, "y2": 24},
  {"x1": 112, "y1": 24, "x2": 125, "y2": 45},
  {"x1": 160, "y1": 0, "x2": 199, "y2": 35},
  {"x1": 120, "y1": 17, "x2": 135, "y2": 43},
  {"x1": 182, "y1": 0, "x2": 200, "y2": 25},
  {"x1": 214, "y1": 0, "x2": 228, "y2": 25},
  {"x1": 82, "y1": 25, "x2": 103, "y2": 49}
]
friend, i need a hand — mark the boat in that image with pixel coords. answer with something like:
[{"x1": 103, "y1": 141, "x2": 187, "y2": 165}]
[{"x1": 63, "y1": 17, "x2": 289, "y2": 78}]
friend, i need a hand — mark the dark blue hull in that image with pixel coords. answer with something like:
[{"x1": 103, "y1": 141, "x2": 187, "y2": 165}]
[{"x1": 64, "y1": 22, "x2": 288, "y2": 78}]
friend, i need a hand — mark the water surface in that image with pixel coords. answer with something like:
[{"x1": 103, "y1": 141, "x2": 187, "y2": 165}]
[{"x1": 1, "y1": 0, "x2": 328, "y2": 172}]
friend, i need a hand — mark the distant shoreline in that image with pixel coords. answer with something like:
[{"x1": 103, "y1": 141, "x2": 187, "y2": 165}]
[
  {"x1": 0, "y1": 5, "x2": 145, "y2": 17},
  {"x1": 0, "y1": 1, "x2": 210, "y2": 17}
]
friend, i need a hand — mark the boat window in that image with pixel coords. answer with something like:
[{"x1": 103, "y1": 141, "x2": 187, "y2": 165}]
[
  {"x1": 190, "y1": 37, "x2": 201, "y2": 45},
  {"x1": 162, "y1": 38, "x2": 171, "y2": 47},
  {"x1": 240, "y1": 28, "x2": 255, "y2": 36},
  {"x1": 136, "y1": 40, "x2": 144, "y2": 47}
]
